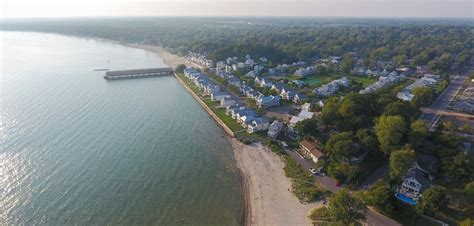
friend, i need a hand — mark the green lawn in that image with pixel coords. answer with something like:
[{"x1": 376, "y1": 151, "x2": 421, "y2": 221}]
[
  {"x1": 293, "y1": 72, "x2": 377, "y2": 88},
  {"x1": 203, "y1": 97, "x2": 244, "y2": 132},
  {"x1": 177, "y1": 73, "x2": 244, "y2": 132},
  {"x1": 345, "y1": 75, "x2": 378, "y2": 87}
]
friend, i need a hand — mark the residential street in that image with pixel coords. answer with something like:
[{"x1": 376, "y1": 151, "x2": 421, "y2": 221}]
[
  {"x1": 282, "y1": 147, "x2": 400, "y2": 226},
  {"x1": 420, "y1": 74, "x2": 467, "y2": 129}
]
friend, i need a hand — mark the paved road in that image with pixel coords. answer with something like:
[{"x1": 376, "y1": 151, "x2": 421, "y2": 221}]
[
  {"x1": 282, "y1": 147, "x2": 400, "y2": 226},
  {"x1": 420, "y1": 75, "x2": 467, "y2": 128},
  {"x1": 421, "y1": 107, "x2": 474, "y2": 119}
]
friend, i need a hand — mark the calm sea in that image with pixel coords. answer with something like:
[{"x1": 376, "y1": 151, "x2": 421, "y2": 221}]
[{"x1": 0, "y1": 32, "x2": 244, "y2": 225}]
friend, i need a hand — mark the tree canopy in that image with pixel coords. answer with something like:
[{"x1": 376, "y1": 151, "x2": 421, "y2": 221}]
[
  {"x1": 328, "y1": 189, "x2": 368, "y2": 224},
  {"x1": 375, "y1": 115, "x2": 407, "y2": 154},
  {"x1": 389, "y1": 148, "x2": 416, "y2": 181}
]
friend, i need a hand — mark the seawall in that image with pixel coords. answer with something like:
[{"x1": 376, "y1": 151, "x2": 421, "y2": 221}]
[{"x1": 174, "y1": 73, "x2": 235, "y2": 137}]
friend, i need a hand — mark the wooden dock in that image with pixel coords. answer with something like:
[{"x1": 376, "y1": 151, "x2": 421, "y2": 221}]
[{"x1": 104, "y1": 67, "x2": 173, "y2": 80}]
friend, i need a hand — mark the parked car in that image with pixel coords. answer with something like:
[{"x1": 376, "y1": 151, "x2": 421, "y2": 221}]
[{"x1": 309, "y1": 168, "x2": 317, "y2": 175}]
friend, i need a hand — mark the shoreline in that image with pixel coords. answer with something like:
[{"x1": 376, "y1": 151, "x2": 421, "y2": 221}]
[
  {"x1": 123, "y1": 43, "x2": 204, "y2": 70},
  {"x1": 123, "y1": 42, "x2": 321, "y2": 225},
  {"x1": 173, "y1": 72, "x2": 235, "y2": 137}
]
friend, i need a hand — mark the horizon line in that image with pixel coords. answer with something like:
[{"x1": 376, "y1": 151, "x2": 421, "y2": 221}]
[{"x1": 1, "y1": 15, "x2": 473, "y2": 21}]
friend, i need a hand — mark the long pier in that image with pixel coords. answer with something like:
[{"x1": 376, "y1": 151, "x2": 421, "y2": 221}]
[{"x1": 104, "y1": 67, "x2": 173, "y2": 80}]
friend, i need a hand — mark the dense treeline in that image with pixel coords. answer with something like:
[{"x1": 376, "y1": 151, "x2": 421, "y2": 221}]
[{"x1": 1, "y1": 17, "x2": 472, "y2": 68}]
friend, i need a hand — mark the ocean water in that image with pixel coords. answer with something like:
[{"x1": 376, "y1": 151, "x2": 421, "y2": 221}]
[{"x1": 0, "y1": 32, "x2": 244, "y2": 225}]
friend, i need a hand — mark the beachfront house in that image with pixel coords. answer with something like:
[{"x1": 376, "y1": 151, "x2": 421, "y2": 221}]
[
  {"x1": 299, "y1": 139, "x2": 325, "y2": 164},
  {"x1": 267, "y1": 120, "x2": 284, "y2": 139},
  {"x1": 236, "y1": 109, "x2": 257, "y2": 125},
  {"x1": 220, "y1": 98, "x2": 237, "y2": 108},
  {"x1": 211, "y1": 92, "x2": 231, "y2": 101},
  {"x1": 247, "y1": 117, "x2": 270, "y2": 133},
  {"x1": 230, "y1": 107, "x2": 246, "y2": 119}
]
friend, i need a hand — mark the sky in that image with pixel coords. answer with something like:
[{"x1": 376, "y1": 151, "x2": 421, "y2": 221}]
[{"x1": 0, "y1": 0, "x2": 472, "y2": 18}]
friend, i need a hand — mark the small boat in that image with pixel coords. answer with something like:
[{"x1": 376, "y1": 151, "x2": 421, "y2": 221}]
[{"x1": 94, "y1": 68, "x2": 109, "y2": 71}]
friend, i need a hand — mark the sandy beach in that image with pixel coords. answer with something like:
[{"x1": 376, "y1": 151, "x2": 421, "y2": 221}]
[
  {"x1": 125, "y1": 43, "x2": 203, "y2": 70},
  {"x1": 230, "y1": 139, "x2": 322, "y2": 226},
  {"x1": 125, "y1": 42, "x2": 321, "y2": 225}
]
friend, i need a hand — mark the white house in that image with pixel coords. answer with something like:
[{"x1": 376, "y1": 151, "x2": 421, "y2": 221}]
[
  {"x1": 300, "y1": 102, "x2": 311, "y2": 111},
  {"x1": 397, "y1": 168, "x2": 431, "y2": 201},
  {"x1": 289, "y1": 110, "x2": 314, "y2": 128},
  {"x1": 211, "y1": 92, "x2": 231, "y2": 101},
  {"x1": 267, "y1": 120, "x2": 283, "y2": 139},
  {"x1": 220, "y1": 98, "x2": 237, "y2": 108},
  {"x1": 247, "y1": 117, "x2": 270, "y2": 133}
]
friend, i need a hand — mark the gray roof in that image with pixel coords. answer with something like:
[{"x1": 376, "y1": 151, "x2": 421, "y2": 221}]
[{"x1": 406, "y1": 169, "x2": 431, "y2": 190}]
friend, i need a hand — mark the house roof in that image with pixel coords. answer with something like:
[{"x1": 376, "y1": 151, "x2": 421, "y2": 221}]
[
  {"x1": 405, "y1": 169, "x2": 432, "y2": 189},
  {"x1": 310, "y1": 149, "x2": 325, "y2": 158},
  {"x1": 253, "y1": 117, "x2": 269, "y2": 125},
  {"x1": 300, "y1": 139, "x2": 319, "y2": 151},
  {"x1": 298, "y1": 110, "x2": 314, "y2": 119}
]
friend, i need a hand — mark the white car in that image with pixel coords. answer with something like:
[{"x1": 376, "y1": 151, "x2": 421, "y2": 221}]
[{"x1": 309, "y1": 168, "x2": 317, "y2": 175}]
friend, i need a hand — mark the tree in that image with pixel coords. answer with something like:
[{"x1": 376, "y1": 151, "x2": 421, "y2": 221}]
[
  {"x1": 411, "y1": 87, "x2": 435, "y2": 108},
  {"x1": 463, "y1": 181, "x2": 474, "y2": 202},
  {"x1": 175, "y1": 64, "x2": 186, "y2": 73},
  {"x1": 320, "y1": 97, "x2": 340, "y2": 128},
  {"x1": 365, "y1": 181, "x2": 395, "y2": 214},
  {"x1": 294, "y1": 118, "x2": 320, "y2": 138},
  {"x1": 328, "y1": 189, "x2": 368, "y2": 224},
  {"x1": 355, "y1": 129, "x2": 379, "y2": 153},
  {"x1": 375, "y1": 115, "x2": 407, "y2": 154},
  {"x1": 457, "y1": 52, "x2": 471, "y2": 69},
  {"x1": 409, "y1": 120, "x2": 429, "y2": 147},
  {"x1": 441, "y1": 152, "x2": 474, "y2": 183},
  {"x1": 383, "y1": 101, "x2": 415, "y2": 122},
  {"x1": 341, "y1": 53, "x2": 355, "y2": 73},
  {"x1": 328, "y1": 162, "x2": 359, "y2": 183},
  {"x1": 394, "y1": 54, "x2": 407, "y2": 66},
  {"x1": 316, "y1": 65, "x2": 328, "y2": 75},
  {"x1": 460, "y1": 218, "x2": 474, "y2": 226},
  {"x1": 416, "y1": 186, "x2": 447, "y2": 215},
  {"x1": 325, "y1": 132, "x2": 354, "y2": 160},
  {"x1": 389, "y1": 148, "x2": 415, "y2": 181}
]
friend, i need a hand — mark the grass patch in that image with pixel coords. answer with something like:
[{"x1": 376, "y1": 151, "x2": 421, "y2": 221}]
[{"x1": 301, "y1": 72, "x2": 377, "y2": 88}]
